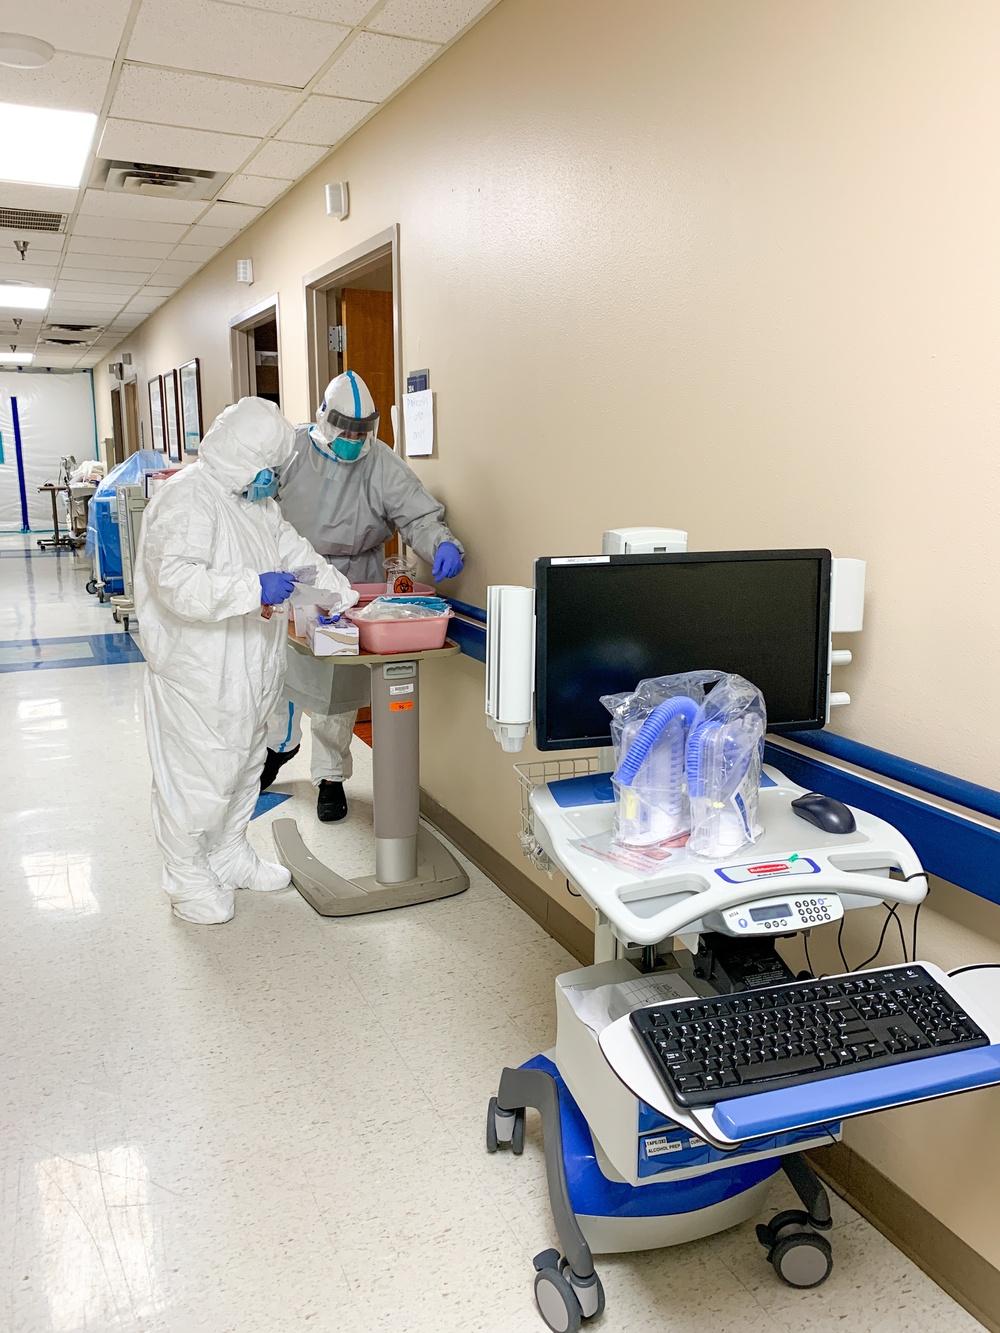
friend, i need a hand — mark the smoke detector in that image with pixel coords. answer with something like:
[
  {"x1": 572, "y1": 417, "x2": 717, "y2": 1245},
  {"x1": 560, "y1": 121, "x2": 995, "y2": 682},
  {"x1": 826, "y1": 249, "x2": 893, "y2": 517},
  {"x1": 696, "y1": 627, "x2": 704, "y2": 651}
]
[{"x1": 91, "y1": 158, "x2": 230, "y2": 201}]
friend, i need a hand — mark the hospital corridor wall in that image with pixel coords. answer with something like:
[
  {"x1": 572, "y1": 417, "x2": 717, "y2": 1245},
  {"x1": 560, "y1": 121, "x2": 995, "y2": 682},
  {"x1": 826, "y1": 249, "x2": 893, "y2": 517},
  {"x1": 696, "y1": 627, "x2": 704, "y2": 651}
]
[
  {"x1": 0, "y1": 371, "x2": 98, "y2": 531},
  {"x1": 89, "y1": 0, "x2": 1000, "y2": 1310}
]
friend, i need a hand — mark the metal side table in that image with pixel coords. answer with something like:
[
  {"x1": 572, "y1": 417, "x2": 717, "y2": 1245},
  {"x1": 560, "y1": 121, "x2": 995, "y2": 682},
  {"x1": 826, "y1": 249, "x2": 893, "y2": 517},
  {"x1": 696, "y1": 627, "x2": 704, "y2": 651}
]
[{"x1": 273, "y1": 634, "x2": 468, "y2": 916}]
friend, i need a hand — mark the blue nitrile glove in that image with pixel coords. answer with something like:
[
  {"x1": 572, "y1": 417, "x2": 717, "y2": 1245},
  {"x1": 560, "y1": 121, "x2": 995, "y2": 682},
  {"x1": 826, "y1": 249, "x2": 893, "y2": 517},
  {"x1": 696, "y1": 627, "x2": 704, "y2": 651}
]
[
  {"x1": 432, "y1": 541, "x2": 464, "y2": 582},
  {"x1": 259, "y1": 571, "x2": 296, "y2": 605}
]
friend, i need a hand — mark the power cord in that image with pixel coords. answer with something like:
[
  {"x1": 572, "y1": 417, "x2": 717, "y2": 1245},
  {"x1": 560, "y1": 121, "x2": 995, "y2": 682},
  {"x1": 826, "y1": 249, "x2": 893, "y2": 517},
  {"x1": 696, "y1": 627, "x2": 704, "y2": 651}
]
[
  {"x1": 854, "y1": 904, "x2": 908, "y2": 971},
  {"x1": 803, "y1": 931, "x2": 815, "y2": 978},
  {"x1": 565, "y1": 878, "x2": 581, "y2": 898},
  {"x1": 948, "y1": 964, "x2": 1000, "y2": 977}
]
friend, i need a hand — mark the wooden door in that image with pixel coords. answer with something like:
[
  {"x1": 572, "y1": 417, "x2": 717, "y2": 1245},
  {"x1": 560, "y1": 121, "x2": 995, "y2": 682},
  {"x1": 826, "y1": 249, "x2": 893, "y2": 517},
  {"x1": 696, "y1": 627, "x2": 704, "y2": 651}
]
[
  {"x1": 109, "y1": 387, "x2": 126, "y2": 466},
  {"x1": 341, "y1": 288, "x2": 395, "y2": 448},
  {"x1": 123, "y1": 379, "x2": 139, "y2": 455}
]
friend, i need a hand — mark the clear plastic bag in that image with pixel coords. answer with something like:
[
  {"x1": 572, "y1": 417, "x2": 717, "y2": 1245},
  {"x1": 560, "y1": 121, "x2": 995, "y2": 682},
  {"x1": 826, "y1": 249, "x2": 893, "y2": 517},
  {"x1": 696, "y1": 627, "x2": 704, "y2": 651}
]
[
  {"x1": 602, "y1": 670, "x2": 766, "y2": 857},
  {"x1": 352, "y1": 595, "x2": 451, "y2": 621}
]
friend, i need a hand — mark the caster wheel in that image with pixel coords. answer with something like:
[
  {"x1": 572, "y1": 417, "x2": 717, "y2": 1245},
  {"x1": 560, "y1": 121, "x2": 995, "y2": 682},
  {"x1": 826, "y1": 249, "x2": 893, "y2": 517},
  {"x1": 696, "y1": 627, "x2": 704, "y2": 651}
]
[
  {"x1": 559, "y1": 1258, "x2": 605, "y2": 1319},
  {"x1": 770, "y1": 1232, "x2": 833, "y2": 1288},
  {"x1": 112, "y1": 607, "x2": 120, "y2": 623},
  {"x1": 486, "y1": 1096, "x2": 499, "y2": 1153},
  {"x1": 511, "y1": 1106, "x2": 526, "y2": 1155},
  {"x1": 758, "y1": 1209, "x2": 811, "y2": 1249},
  {"x1": 122, "y1": 617, "x2": 130, "y2": 632},
  {"x1": 534, "y1": 1266, "x2": 582, "y2": 1333},
  {"x1": 86, "y1": 579, "x2": 97, "y2": 595}
]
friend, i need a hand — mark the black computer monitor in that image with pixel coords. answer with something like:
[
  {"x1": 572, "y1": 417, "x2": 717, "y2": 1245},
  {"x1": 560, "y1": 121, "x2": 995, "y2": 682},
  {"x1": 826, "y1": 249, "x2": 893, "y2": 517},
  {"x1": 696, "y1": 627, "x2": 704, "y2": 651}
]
[{"x1": 533, "y1": 549, "x2": 831, "y2": 750}]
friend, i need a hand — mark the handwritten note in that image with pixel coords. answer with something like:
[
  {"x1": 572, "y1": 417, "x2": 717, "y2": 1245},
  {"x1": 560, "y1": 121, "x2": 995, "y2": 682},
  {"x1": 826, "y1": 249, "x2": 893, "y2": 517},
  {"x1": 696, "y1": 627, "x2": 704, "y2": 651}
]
[{"x1": 403, "y1": 388, "x2": 434, "y2": 457}]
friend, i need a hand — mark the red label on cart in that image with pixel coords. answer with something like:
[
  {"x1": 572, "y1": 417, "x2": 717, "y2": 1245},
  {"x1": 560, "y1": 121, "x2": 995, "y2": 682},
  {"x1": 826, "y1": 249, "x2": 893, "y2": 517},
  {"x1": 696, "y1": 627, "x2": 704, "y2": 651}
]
[
  {"x1": 714, "y1": 857, "x2": 821, "y2": 884},
  {"x1": 390, "y1": 701, "x2": 414, "y2": 712}
]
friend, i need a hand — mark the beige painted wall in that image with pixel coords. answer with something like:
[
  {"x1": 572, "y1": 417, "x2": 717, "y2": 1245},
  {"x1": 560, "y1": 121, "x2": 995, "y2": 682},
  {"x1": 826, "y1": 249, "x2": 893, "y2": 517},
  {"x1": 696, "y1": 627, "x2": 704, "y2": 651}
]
[{"x1": 96, "y1": 0, "x2": 1000, "y2": 1268}]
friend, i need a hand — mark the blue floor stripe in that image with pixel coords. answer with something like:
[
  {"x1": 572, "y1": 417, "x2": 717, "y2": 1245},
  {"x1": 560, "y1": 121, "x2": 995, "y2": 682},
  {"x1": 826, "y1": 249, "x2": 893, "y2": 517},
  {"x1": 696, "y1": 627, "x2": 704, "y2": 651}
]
[
  {"x1": 252, "y1": 791, "x2": 292, "y2": 820},
  {"x1": 0, "y1": 632, "x2": 144, "y2": 673}
]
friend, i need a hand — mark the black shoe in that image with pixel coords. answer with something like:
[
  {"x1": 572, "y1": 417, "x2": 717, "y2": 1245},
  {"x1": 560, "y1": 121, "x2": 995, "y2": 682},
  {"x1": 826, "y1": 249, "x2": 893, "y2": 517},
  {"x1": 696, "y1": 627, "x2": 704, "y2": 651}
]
[
  {"x1": 259, "y1": 744, "x2": 300, "y2": 792},
  {"x1": 317, "y1": 780, "x2": 348, "y2": 822}
]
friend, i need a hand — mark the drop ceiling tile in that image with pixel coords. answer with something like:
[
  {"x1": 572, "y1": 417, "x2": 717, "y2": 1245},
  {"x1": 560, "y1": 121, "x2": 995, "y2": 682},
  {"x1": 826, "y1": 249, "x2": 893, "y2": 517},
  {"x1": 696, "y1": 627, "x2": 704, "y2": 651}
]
[
  {"x1": 0, "y1": 231, "x2": 65, "y2": 254},
  {"x1": 122, "y1": 296, "x2": 167, "y2": 314},
  {"x1": 67, "y1": 236, "x2": 174, "y2": 260},
  {"x1": 57, "y1": 282, "x2": 141, "y2": 301},
  {"x1": 170, "y1": 243, "x2": 222, "y2": 262},
  {"x1": 99, "y1": 120, "x2": 259, "y2": 174},
  {"x1": 73, "y1": 216, "x2": 190, "y2": 245},
  {"x1": 224, "y1": 0, "x2": 371, "y2": 22},
  {"x1": 197, "y1": 201, "x2": 261, "y2": 230},
  {"x1": 0, "y1": 0, "x2": 127, "y2": 56},
  {"x1": 278, "y1": 95, "x2": 374, "y2": 147},
  {"x1": 110, "y1": 64, "x2": 299, "y2": 139},
  {"x1": 244, "y1": 139, "x2": 328, "y2": 180},
  {"x1": 218, "y1": 174, "x2": 291, "y2": 208},
  {"x1": 151, "y1": 260, "x2": 202, "y2": 279},
  {"x1": 56, "y1": 267, "x2": 149, "y2": 287},
  {"x1": 369, "y1": 0, "x2": 496, "y2": 44},
  {"x1": 127, "y1": 0, "x2": 351, "y2": 89},
  {"x1": 62, "y1": 252, "x2": 159, "y2": 274},
  {"x1": 0, "y1": 53, "x2": 112, "y2": 115},
  {"x1": 0, "y1": 183, "x2": 79, "y2": 214},
  {"x1": 0, "y1": 263, "x2": 58, "y2": 283},
  {"x1": 141, "y1": 286, "x2": 180, "y2": 299},
  {"x1": 184, "y1": 223, "x2": 241, "y2": 248},
  {"x1": 77, "y1": 189, "x2": 207, "y2": 225},
  {"x1": 315, "y1": 31, "x2": 438, "y2": 102}
]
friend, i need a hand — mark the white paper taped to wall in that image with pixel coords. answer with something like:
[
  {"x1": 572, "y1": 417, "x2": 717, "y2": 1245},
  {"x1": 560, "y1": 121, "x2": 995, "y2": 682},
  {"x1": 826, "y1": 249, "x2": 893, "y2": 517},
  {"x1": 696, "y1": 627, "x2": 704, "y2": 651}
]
[{"x1": 403, "y1": 388, "x2": 434, "y2": 457}]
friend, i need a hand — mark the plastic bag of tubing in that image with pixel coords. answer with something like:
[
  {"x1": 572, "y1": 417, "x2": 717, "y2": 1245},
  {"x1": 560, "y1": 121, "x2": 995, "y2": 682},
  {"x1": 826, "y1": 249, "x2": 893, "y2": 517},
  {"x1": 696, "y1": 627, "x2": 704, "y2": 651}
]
[
  {"x1": 351, "y1": 595, "x2": 452, "y2": 621},
  {"x1": 85, "y1": 450, "x2": 166, "y2": 589},
  {"x1": 602, "y1": 671, "x2": 719, "y2": 847},
  {"x1": 602, "y1": 670, "x2": 766, "y2": 857}
]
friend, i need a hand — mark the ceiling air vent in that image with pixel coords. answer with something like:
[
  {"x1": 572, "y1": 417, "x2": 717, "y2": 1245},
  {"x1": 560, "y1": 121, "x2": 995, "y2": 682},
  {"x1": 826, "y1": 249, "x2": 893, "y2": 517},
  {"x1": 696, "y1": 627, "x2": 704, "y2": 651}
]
[
  {"x1": 0, "y1": 207, "x2": 66, "y2": 233},
  {"x1": 48, "y1": 324, "x2": 99, "y2": 334},
  {"x1": 91, "y1": 158, "x2": 229, "y2": 201},
  {"x1": 44, "y1": 337, "x2": 88, "y2": 346}
]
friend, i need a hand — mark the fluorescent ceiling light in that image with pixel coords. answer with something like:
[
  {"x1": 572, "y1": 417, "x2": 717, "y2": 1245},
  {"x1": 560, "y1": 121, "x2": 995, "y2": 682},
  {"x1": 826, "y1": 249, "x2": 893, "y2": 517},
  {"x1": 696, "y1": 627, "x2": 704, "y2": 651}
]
[
  {"x1": 0, "y1": 350, "x2": 33, "y2": 362},
  {"x1": 0, "y1": 284, "x2": 49, "y2": 309},
  {"x1": 0, "y1": 103, "x2": 97, "y2": 188}
]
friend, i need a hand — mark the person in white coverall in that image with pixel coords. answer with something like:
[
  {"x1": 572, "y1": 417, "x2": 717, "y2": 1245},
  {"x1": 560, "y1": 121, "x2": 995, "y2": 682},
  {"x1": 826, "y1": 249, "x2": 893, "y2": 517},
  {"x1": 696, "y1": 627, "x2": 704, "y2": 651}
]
[
  {"x1": 134, "y1": 397, "x2": 355, "y2": 925},
  {"x1": 261, "y1": 370, "x2": 464, "y2": 823}
]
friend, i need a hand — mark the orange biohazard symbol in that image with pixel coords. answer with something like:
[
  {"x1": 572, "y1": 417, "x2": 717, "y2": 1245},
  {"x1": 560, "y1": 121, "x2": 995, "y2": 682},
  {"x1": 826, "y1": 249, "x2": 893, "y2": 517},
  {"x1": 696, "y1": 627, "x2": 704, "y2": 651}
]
[{"x1": 393, "y1": 574, "x2": 414, "y2": 594}]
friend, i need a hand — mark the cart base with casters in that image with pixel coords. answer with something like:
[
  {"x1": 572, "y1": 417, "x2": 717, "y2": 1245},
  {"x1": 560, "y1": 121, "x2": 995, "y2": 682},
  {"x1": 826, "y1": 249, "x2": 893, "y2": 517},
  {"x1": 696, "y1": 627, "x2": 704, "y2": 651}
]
[
  {"x1": 488, "y1": 1055, "x2": 835, "y2": 1331},
  {"x1": 36, "y1": 484, "x2": 82, "y2": 550},
  {"x1": 274, "y1": 637, "x2": 469, "y2": 916}
]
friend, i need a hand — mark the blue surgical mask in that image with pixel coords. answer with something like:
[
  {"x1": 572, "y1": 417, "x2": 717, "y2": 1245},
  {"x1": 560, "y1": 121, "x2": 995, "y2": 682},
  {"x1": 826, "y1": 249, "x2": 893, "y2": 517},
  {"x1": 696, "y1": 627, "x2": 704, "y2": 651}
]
[
  {"x1": 244, "y1": 467, "x2": 279, "y2": 501},
  {"x1": 332, "y1": 436, "x2": 365, "y2": 462}
]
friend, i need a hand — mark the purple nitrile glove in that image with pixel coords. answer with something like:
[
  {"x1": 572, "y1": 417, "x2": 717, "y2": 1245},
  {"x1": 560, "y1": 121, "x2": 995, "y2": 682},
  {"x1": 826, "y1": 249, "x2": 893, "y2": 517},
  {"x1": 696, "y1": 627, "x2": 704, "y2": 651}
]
[
  {"x1": 432, "y1": 541, "x2": 464, "y2": 582},
  {"x1": 259, "y1": 571, "x2": 296, "y2": 605}
]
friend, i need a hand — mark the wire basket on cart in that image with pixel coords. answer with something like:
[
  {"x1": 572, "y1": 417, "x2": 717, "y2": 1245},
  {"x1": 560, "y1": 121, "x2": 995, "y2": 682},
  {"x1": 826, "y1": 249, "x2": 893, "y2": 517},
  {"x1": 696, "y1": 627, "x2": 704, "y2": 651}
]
[{"x1": 513, "y1": 755, "x2": 598, "y2": 874}]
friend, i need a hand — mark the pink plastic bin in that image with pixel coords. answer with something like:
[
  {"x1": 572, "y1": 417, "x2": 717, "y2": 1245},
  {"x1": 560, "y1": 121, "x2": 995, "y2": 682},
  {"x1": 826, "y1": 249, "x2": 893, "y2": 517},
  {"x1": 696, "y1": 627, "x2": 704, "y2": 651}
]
[
  {"x1": 347, "y1": 606, "x2": 452, "y2": 654},
  {"x1": 350, "y1": 581, "x2": 434, "y2": 608}
]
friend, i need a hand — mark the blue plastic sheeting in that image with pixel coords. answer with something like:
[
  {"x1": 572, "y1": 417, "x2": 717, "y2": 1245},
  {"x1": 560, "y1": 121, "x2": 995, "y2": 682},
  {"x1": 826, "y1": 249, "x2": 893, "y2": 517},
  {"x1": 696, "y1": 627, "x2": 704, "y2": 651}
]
[
  {"x1": 521, "y1": 1054, "x2": 780, "y2": 1218},
  {"x1": 252, "y1": 791, "x2": 292, "y2": 820},
  {"x1": 765, "y1": 742, "x2": 1000, "y2": 906},
  {"x1": 0, "y1": 632, "x2": 144, "y2": 674},
  {"x1": 712, "y1": 1044, "x2": 1000, "y2": 1142},
  {"x1": 85, "y1": 450, "x2": 165, "y2": 594},
  {"x1": 782, "y1": 728, "x2": 1000, "y2": 825}
]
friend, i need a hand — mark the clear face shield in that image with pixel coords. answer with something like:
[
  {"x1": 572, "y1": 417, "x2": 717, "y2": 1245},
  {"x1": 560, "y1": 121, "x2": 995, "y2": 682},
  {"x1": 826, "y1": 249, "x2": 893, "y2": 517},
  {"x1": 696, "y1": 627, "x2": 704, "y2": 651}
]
[{"x1": 315, "y1": 403, "x2": 379, "y2": 462}]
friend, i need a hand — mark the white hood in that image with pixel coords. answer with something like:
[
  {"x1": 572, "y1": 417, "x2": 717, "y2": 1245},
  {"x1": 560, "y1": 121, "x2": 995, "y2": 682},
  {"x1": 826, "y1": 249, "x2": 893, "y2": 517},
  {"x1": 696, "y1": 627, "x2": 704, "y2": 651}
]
[{"x1": 199, "y1": 397, "x2": 296, "y2": 494}]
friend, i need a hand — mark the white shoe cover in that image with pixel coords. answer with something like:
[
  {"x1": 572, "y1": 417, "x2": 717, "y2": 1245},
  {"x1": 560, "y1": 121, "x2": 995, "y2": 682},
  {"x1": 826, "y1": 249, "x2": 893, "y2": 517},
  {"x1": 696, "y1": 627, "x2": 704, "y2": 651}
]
[
  {"x1": 170, "y1": 889, "x2": 236, "y2": 925},
  {"x1": 211, "y1": 840, "x2": 292, "y2": 892}
]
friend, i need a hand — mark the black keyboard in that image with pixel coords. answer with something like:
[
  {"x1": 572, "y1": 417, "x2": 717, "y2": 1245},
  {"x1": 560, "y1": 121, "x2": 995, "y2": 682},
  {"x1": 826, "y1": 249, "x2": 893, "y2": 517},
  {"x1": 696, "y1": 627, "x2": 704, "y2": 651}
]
[{"x1": 630, "y1": 965, "x2": 989, "y2": 1108}]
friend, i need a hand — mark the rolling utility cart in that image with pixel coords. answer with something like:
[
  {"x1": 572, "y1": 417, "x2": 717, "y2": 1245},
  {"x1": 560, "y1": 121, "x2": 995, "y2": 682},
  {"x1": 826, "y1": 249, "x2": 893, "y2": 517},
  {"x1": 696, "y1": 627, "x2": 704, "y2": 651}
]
[{"x1": 273, "y1": 631, "x2": 469, "y2": 916}]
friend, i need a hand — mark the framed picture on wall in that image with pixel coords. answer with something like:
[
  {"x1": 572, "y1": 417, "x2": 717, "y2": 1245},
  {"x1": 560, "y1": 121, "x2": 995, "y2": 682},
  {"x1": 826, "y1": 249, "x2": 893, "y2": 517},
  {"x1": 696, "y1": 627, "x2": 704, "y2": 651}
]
[
  {"x1": 178, "y1": 358, "x2": 203, "y2": 455},
  {"x1": 147, "y1": 376, "x2": 165, "y2": 454},
  {"x1": 163, "y1": 369, "x2": 181, "y2": 463}
]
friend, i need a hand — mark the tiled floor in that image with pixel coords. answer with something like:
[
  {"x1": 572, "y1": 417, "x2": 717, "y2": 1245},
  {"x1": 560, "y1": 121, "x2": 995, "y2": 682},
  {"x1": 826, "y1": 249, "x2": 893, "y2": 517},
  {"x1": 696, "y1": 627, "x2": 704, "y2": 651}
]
[{"x1": 0, "y1": 535, "x2": 986, "y2": 1332}]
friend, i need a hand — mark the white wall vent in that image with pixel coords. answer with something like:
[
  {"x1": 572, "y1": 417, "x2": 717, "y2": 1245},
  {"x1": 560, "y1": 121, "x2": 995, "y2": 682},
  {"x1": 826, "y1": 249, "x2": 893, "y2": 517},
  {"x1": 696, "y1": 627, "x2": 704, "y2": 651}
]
[{"x1": 92, "y1": 158, "x2": 230, "y2": 201}]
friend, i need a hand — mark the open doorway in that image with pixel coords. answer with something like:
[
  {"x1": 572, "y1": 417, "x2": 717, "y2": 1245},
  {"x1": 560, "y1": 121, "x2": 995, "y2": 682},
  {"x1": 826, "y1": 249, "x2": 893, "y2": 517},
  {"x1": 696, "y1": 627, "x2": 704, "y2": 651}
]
[
  {"x1": 304, "y1": 226, "x2": 401, "y2": 449},
  {"x1": 229, "y1": 295, "x2": 282, "y2": 407}
]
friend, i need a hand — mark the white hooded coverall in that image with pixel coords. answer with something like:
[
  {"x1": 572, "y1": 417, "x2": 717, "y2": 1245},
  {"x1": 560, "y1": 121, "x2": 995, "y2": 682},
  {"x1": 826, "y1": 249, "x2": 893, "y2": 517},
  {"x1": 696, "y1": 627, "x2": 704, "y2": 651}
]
[{"x1": 134, "y1": 398, "x2": 354, "y2": 923}]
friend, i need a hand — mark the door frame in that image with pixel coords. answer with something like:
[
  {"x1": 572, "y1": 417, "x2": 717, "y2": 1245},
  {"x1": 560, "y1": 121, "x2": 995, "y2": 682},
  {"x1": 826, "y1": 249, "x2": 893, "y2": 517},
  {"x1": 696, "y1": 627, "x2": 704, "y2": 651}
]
[
  {"x1": 302, "y1": 225, "x2": 402, "y2": 439},
  {"x1": 229, "y1": 293, "x2": 282, "y2": 403}
]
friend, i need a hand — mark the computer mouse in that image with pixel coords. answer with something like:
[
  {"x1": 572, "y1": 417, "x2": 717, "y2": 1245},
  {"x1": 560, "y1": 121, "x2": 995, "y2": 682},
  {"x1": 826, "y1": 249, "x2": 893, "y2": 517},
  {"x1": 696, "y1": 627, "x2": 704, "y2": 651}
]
[{"x1": 790, "y1": 791, "x2": 857, "y2": 835}]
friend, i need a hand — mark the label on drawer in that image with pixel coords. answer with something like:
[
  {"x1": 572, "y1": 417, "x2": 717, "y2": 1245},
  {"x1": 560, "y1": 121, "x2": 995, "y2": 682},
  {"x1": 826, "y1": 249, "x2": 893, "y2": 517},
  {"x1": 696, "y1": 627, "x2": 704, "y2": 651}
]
[{"x1": 644, "y1": 1135, "x2": 683, "y2": 1157}]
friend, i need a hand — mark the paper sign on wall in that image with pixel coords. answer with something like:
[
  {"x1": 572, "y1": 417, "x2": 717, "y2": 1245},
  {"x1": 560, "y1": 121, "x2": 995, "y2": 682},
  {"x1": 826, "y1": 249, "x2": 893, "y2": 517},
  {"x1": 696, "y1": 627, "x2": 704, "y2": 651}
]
[{"x1": 403, "y1": 389, "x2": 434, "y2": 457}]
